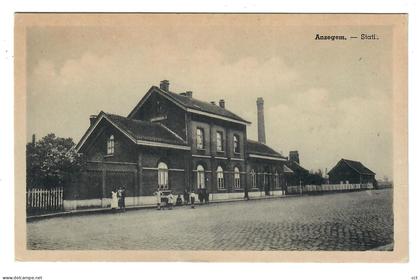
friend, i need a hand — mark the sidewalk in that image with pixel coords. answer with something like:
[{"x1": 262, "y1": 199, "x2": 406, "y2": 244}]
[{"x1": 27, "y1": 193, "x2": 292, "y2": 222}]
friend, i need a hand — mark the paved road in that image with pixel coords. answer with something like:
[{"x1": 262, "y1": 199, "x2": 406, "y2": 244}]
[{"x1": 27, "y1": 189, "x2": 393, "y2": 251}]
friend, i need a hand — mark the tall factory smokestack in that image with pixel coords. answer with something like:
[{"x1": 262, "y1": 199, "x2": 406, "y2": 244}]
[{"x1": 256, "y1": 97, "x2": 266, "y2": 144}]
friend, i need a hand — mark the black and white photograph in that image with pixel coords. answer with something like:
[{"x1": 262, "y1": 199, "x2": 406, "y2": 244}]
[{"x1": 14, "y1": 13, "x2": 407, "y2": 262}]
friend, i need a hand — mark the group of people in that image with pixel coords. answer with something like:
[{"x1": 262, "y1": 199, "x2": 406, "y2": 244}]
[
  {"x1": 111, "y1": 186, "x2": 126, "y2": 212},
  {"x1": 155, "y1": 189, "x2": 204, "y2": 210}
]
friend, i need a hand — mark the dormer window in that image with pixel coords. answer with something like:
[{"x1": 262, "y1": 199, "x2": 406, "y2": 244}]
[
  {"x1": 233, "y1": 134, "x2": 240, "y2": 153},
  {"x1": 107, "y1": 135, "x2": 114, "y2": 155},
  {"x1": 196, "y1": 128, "x2": 204, "y2": 149}
]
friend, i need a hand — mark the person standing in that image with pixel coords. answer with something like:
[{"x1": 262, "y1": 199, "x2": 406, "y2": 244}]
[
  {"x1": 167, "y1": 192, "x2": 174, "y2": 210},
  {"x1": 117, "y1": 187, "x2": 123, "y2": 212},
  {"x1": 121, "y1": 186, "x2": 126, "y2": 212},
  {"x1": 176, "y1": 194, "x2": 183, "y2": 206},
  {"x1": 183, "y1": 189, "x2": 189, "y2": 206},
  {"x1": 190, "y1": 190, "x2": 196, "y2": 209},
  {"x1": 111, "y1": 188, "x2": 118, "y2": 213},
  {"x1": 155, "y1": 189, "x2": 161, "y2": 210}
]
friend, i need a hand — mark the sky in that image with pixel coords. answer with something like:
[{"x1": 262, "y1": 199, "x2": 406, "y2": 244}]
[{"x1": 26, "y1": 15, "x2": 393, "y2": 180}]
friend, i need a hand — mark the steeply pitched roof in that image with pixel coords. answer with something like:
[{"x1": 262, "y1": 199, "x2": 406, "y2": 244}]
[
  {"x1": 128, "y1": 86, "x2": 250, "y2": 124},
  {"x1": 337, "y1": 159, "x2": 376, "y2": 175},
  {"x1": 285, "y1": 160, "x2": 309, "y2": 174},
  {"x1": 246, "y1": 139, "x2": 286, "y2": 159},
  {"x1": 76, "y1": 111, "x2": 189, "y2": 152},
  {"x1": 163, "y1": 89, "x2": 250, "y2": 123},
  {"x1": 105, "y1": 113, "x2": 187, "y2": 146}
]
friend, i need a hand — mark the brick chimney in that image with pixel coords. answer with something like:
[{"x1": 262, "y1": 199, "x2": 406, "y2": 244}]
[
  {"x1": 219, "y1": 99, "x2": 225, "y2": 108},
  {"x1": 289, "y1": 151, "x2": 300, "y2": 164},
  {"x1": 160, "y1": 80, "x2": 169, "y2": 91},
  {"x1": 256, "y1": 97, "x2": 266, "y2": 144},
  {"x1": 185, "y1": 91, "x2": 193, "y2": 98},
  {"x1": 90, "y1": 115, "x2": 98, "y2": 126}
]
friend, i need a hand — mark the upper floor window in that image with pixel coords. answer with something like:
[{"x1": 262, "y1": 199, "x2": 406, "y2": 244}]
[
  {"x1": 250, "y1": 169, "x2": 256, "y2": 189},
  {"x1": 158, "y1": 162, "x2": 169, "y2": 189},
  {"x1": 196, "y1": 128, "x2": 204, "y2": 150},
  {"x1": 216, "y1": 131, "x2": 224, "y2": 152},
  {"x1": 216, "y1": 166, "x2": 224, "y2": 189},
  {"x1": 234, "y1": 167, "x2": 241, "y2": 189},
  {"x1": 233, "y1": 134, "x2": 240, "y2": 153},
  {"x1": 107, "y1": 135, "x2": 114, "y2": 155}
]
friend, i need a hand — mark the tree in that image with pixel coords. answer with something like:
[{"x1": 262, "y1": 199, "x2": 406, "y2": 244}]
[{"x1": 26, "y1": 133, "x2": 85, "y2": 189}]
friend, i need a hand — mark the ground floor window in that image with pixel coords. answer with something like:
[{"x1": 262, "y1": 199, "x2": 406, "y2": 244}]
[
  {"x1": 250, "y1": 169, "x2": 256, "y2": 188},
  {"x1": 274, "y1": 171, "x2": 279, "y2": 189},
  {"x1": 234, "y1": 167, "x2": 241, "y2": 189},
  {"x1": 197, "y1": 164, "x2": 205, "y2": 189},
  {"x1": 158, "y1": 162, "x2": 168, "y2": 189},
  {"x1": 217, "y1": 166, "x2": 224, "y2": 189}
]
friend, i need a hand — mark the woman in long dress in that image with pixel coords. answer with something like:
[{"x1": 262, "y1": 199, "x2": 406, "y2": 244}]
[{"x1": 111, "y1": 188, "x2": 118, "y2": 213}]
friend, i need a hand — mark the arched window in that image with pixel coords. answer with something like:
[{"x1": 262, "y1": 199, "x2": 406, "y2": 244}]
[
  {"x1": 158, "y1": 162, "x2": 168, "y2": 189},
  {"x1": 250, "y1": 169, "x2": 256, "y2": 189},
  {"x1": 196, "y1": 128, "x2": 204, "y2": 149},
  {"x1": 217, "y1": 166, "x2": 224, "y2": 189},
  {"x1": 107, "y1": 135, "x2": 114, "y2": 155},
  {"x1": 234, "y1": 167, "x2": 241, "y2": 189},
  {"x1": 197, "y1": 164, "x2": 205, "y2": 189},
  {"x1": 233, "y1": 135, "x2": 240, "y2": 153}
]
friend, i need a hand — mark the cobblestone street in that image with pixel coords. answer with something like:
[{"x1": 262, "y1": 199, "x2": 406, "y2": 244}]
[{"x1": 27, "y1": 189, "x2": 393, "y2": 251}]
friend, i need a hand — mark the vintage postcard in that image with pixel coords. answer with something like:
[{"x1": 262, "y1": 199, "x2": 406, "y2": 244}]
[{"x1": 15, "y1": 13, "x2": 407, "y2": 262}]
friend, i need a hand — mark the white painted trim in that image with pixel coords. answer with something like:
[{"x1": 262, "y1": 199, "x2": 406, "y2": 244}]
[
  {"x1": 249, "y1": 154, "x2": 287, "y2": 161},
  {"x1": 143, "y1": 167, "x2": 184, "y2": 172},
  {"x1": 230, "y1": 158, "x2": 244, "y2": 161},
  {"x1": 88, "y1": 160, "x2": 137, "y2": 166},
  {"x1": 214, "y1": 156, "x2": 228, "y2": 160},
  {"x1": 192, "y1": 154, "x2": 211, "y2": 158},
  {"x1": 187, "y1": 108, "x2": 250, "y2": 125},
  {"x1": 135, "y1": 139, "x2": 190, "y2": 150},
  {"x1": 143, "y1": 167, "x2": 158, "y2": 171},
  {"x1": 159, "y1": 123, "x2": 186, "y2": 142}
]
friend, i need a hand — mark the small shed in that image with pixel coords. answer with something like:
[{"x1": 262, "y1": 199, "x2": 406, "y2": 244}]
[{"x1": 328, "y1": 159, "x2": 376, "y2": 185}]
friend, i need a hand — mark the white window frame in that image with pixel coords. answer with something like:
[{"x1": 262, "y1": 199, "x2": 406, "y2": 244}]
[
  {"x1": 274, "y1": 170, "x2": 279, "y2": 189},
  {"x1": 234, "y1": 167, "x2": 241, "y2": 189},
  {"x1": 216, "y1": 131, "x2": 223, "y2": 152},
  {"x1": 233, "y1": 135, "x2": 240, "y2": 153},
  {"x1": 217, "y1": 166, "x2": 224, "y2": 189},
  {"x1": 251, "y1": 169, "x2": 256, "y2": 189},
  {"x1": 197, "y1": 164, "x2": 205, "y2": 189},
  {"x1": 107, "y1": 135, "x2": 115, "y2": 155},
  {"x1": 158, "y1": 162, "x2": 169, "y2": 189},
  {"x1": 196, "y1": 128, "x2": 204, "y2": 150}
]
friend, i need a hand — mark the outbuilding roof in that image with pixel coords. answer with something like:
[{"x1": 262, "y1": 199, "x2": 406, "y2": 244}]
[
  {"x1": 332, "y1": 159, "x2": 376, "y2": 175},
  {"x1": 246, "y1": 140, "x2": 286, "y2": 159}
]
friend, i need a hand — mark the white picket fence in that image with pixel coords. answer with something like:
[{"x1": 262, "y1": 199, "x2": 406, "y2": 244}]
[
  {"x1": 287, "y1": 183, "x2": 373, "y2": 194},
  {"x1": 26, "y1": 187, "x2": 64, "y2": 214}
]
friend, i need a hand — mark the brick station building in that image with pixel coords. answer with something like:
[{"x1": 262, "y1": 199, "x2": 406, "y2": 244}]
[{"x1": 66, "y1": 80, "x2": 289, "y2": 209}]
